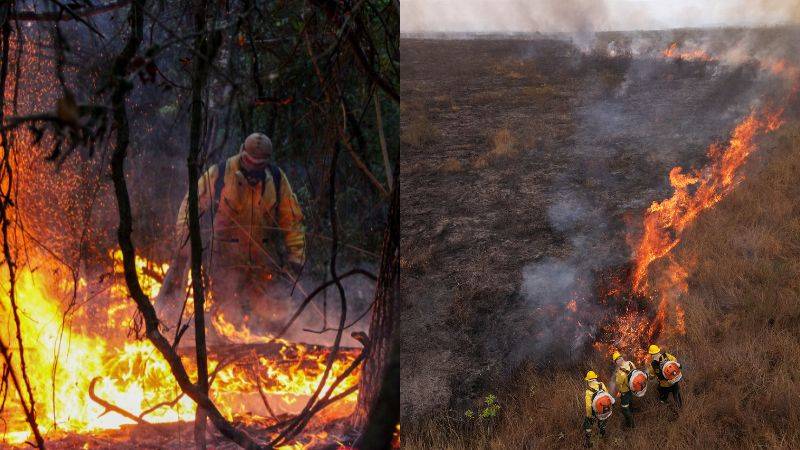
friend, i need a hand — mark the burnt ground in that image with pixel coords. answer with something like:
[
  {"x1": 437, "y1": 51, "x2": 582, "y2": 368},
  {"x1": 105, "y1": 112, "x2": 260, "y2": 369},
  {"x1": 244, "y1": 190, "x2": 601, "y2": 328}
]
[{"x1": 400, "y1": 28, "x2": 800, "y2": 421}]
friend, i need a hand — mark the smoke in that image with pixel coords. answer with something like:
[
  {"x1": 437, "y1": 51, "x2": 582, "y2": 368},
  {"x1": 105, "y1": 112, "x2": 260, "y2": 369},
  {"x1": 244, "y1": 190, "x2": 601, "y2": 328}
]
[
  {"x1": 511, "y1": 189, "x2": 618, "y2": 365},
  {"x1": 508, "y1": 24, "x2": 800, "y2": 365},
  {"x1": 401, "y1": 0, "x2": 800, "y2": 34},
  {"x1": 401, "y1": 0, "x2": 610, "y2": 34}
]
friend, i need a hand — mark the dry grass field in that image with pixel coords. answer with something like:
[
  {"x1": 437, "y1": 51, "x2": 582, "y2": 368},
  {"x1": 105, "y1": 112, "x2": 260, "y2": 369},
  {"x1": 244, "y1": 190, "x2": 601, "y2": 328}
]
[
  {"x1": 402, "y1": 27, "x2": 800, "y2": 449},
  {"x1": 404, "y1": 124, "x2": 800, "y2": 449}
]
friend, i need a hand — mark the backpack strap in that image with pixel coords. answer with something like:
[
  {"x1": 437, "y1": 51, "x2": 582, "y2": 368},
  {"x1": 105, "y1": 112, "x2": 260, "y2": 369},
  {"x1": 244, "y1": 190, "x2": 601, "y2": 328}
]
[
  {"x1": 210, "y1": 158, "x2": 283, "y2": 229},
  {"x1": 652, "y1": 357, "x2": 666, "y2": 380},
  {"x1": 211, "y1": 159, "x2": 227, "y2": 221},
  {"x1": 621, "y1": 363, "x2": 636, "y2": 383},
  {"x1": 267, "y1": 163, "x2": 282, "y2": 223}
]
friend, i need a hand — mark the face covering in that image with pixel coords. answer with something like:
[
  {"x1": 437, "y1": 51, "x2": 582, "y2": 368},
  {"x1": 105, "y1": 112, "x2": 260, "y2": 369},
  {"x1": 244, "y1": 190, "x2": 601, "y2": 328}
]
[{"x1": 242, "y1": 167, "x2": 266, "y2": 186}]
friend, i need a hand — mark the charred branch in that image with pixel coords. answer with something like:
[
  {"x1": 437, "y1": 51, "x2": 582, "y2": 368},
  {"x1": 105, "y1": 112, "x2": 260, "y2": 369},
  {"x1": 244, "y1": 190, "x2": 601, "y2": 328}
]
[
  {"x1": 353, "y1": 163, "x2": 398, "y2": 430},
  {"x1": 11, "y1": 1, "x2": 131, "y2": 23},
  {"x1": 186, "y1": 0, "x2": 222, "y2": 446},
  {"x1": 108, "y1": 1, "x2": 268, "y2": 448},
  {"x1": 0, "y1": 9, "x2": 46, "y2": 448},
  {"x1": 87, "y1": 377, "x2": 165, "y2": 433}
]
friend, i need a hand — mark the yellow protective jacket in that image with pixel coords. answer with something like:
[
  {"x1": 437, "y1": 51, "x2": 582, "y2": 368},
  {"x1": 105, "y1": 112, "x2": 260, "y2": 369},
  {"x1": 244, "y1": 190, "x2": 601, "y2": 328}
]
[
  {"x1": 584, "y1": 380, "x2": 608, "y2": 417},
  {"x1": 614, "y1": 360, "x2": 636, "y2": 394},
  {"x1": 647, "y1": 352, "x2": 678, "y2": 387},
  {"x1": 176, "y1": 154, "x2": 305, "y2": 270}
]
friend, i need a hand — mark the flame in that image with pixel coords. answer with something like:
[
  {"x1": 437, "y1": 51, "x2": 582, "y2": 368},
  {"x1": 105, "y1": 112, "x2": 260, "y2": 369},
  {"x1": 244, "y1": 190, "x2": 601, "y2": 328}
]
[
  {"x1": 661, "y1": 42, "x2": 714, "y2": 62},
  {"x1": 593, "y1": 50, "x2": 800, "y2": 360},
  {"x1": 0, "y1": 35, "x2": 359, "y2": 448},
  {"x1": 0, "y1": 250, "x2": 360, "y2": 445},
  {"x1": 631, "y1": 108, "x2": 783, "y2": 295},
  {"x1": 600, "y1": 106, "x2": 786, "y2": 358},
  {"x1": 566, "y1": 299, "x2": 578, "y2": 313}
]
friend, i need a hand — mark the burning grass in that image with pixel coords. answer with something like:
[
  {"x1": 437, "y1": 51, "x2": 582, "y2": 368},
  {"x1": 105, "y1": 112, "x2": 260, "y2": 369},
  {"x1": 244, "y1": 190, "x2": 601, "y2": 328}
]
[{"x1": 404, "y1": 123, "x2": 800, "y2": 449}]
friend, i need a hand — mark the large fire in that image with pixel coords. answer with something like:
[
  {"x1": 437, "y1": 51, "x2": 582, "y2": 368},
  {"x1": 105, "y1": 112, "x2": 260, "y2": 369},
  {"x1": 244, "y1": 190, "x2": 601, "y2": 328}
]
[
  {"x1": 0, "y1": 32, "x2": 364, "y2": 447},
  {"x1": 0, "y1": 249, "x2": 360, "y2": 446},
  {"x1": 593, "y1": 50, "x2": 796, "y2": 359}
]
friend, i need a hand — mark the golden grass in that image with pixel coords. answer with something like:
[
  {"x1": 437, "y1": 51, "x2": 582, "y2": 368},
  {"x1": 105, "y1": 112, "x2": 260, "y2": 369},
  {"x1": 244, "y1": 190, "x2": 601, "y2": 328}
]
[
  {"x1": 440, "y1": 157, "x2": 464, "y2": 173},
  {"x1": 402, "y1": 109, "x2": 440, "y2": 148},
  {"x1": 520, "y1": 84, "x2": 559, "y2": 100},
  {"x1": 405, "y1": 125, "x2": 800, "y2": 449},
  {"x1": 472, "y1": 128, "x2": 518, "y2": 168}
]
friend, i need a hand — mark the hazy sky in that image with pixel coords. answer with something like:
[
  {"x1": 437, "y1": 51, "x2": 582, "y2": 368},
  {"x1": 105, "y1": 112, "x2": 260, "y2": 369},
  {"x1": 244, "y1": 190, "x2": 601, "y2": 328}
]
[{"x1": 401, "y1": 0, "x2": 800, "y2": 33}]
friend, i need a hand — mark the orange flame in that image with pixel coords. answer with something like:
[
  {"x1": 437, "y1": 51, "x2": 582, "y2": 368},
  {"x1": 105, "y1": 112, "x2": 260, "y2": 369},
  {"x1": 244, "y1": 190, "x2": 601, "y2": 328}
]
[
  {"x1": 0, "y1": 251, "x2": 360, "y2": 445},
  {"x1": 631, "y1": 107, "x2": 784, "y2": 295},
  {"x1": 661, "y1": 42, "x2": 714, "y2": 62}
]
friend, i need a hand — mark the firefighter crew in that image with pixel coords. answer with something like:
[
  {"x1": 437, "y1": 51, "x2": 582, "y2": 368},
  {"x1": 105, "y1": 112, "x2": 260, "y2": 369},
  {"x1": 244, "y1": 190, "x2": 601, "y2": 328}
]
[
  {"x1": 612, "y1": 351, "x2": 637, "y2": 428},
  {"x1": 583, "y1": 371, "x2": 609, "y2": 448},
  {"x1": 646, "y1": 344, "x2": 683, "y2": 408},
  {"x1": 167, "y1": 132, "x2": 306, "y2": 338}
]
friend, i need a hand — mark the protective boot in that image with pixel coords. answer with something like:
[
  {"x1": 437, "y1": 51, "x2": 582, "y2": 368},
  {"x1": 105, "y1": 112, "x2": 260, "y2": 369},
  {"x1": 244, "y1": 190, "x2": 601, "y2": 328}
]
[
  {"x1": 622, "y1": 407, "x2": 634, "y2": 428},
  {"x1": 624, "y1": 414, "x2": 634, "y2": 428},
  {"x1": 584, "y1": 431, "x2": 592, "y2": 448},
  {"x1": 674, "y1": 384, "x2": 683, "y2": 409},
  {"x1": 599, "y1": 421, "x2": 607, "y2": 438}
]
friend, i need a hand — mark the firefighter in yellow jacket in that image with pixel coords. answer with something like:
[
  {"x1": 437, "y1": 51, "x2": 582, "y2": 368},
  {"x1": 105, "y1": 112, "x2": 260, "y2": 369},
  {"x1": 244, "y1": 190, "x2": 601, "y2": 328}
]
[
  {"x1": 170, "y1": 133, "x2": 305, "y2": 336},
  {"x1": 646, "y1": 344, "x2": 683, "y2": 408},
  {"x1": 612, "y1": 351, "x2": 636, "y2": 428},
  {"x1": 583, "y1": 371, "x2": 610, "y2": 448}
]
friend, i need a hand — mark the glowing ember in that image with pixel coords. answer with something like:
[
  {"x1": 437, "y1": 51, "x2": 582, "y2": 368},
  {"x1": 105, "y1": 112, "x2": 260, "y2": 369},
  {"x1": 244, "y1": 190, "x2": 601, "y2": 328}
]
[{"x1": 566, "y1": 299, "x2": 578, "y2": 313}]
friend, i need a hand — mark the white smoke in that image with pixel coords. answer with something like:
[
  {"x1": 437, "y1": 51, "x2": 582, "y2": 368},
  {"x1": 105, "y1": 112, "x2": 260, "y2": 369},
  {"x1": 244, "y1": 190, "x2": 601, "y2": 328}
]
[{"x1": 401, "y1": 0, "x2": 800, "y2": 34}]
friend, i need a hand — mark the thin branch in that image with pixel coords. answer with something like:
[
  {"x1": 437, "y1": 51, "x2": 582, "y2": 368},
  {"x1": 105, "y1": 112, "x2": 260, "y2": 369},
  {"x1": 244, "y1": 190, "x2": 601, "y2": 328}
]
[
  {"x1": 374, "y1": 92, "x2": 393, "y2": 190},
  {"x1": 187, "y1": 0, "x2": 221, "y2": 446},
  {"x1": 46, "y1": 0, "x2": 107, "y2": 38},
  {"x1": 0, "y1": 10, "x2": 45, "y2": 448},
  {"x1": 107, "y1": 1, "x2": 267, "y2": 448},
  {"x1": 11, "y1": 1, "x2": 131, "y2": 22},
  {"x1": 270, "y1": 143, "x2": 349, "y2": 447},
  {"x1": 87, "y1": 378, "x2": 164, "y2": 432}
]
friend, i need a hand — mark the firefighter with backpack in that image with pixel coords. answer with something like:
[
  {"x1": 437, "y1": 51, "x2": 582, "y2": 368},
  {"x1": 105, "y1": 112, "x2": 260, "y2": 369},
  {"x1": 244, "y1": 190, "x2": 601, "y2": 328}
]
[
  {"x1": 160, "y1": 132, "x2": 306, "y2": 338},
  {"x1": 583, "y1": 370, "x2": 614, "y2": 448},
  {"x1": 612, "y1": 351, "x2": 647, "y2": 428},
  {"x1": 646, "y1": 344, "x2": 683, "y2": 408}
]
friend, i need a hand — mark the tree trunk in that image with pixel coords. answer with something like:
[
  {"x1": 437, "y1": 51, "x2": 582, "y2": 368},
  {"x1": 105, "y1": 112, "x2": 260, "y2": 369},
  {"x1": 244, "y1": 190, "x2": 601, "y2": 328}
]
[
  {"x1": 187, "y1": 1, "x2": 220, "y2": 447},
  {"x1": 352, "y1": 177, "x2": 399, "y2": 431}
]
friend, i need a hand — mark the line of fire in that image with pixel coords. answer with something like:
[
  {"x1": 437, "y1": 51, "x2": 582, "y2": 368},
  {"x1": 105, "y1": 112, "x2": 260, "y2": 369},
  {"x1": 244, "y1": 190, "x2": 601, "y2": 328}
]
[
  {"x1": 522, "y1": 44, "x2": 798, "y2": 374},
  {"x1": 0, "y1": 1, "x2": 399, "y2": 449}
]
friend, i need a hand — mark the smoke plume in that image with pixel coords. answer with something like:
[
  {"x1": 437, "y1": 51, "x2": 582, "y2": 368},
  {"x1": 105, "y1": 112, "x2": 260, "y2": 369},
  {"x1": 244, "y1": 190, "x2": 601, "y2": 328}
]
[{"x1": 401, "y1": 0, "x2": 800, "y2": 34}]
